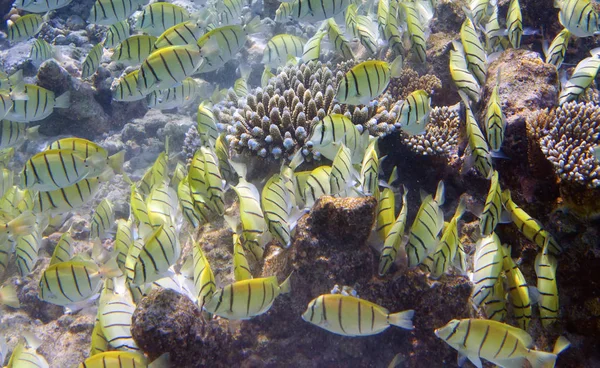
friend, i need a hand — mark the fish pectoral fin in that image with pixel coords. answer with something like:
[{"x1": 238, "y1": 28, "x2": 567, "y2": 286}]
[
  {"x1": 457, "y1": 352, "x2": 468, "y2": 367},
  {"x1": 466, "y1": 353, "x2": 483, "y2": 368}
]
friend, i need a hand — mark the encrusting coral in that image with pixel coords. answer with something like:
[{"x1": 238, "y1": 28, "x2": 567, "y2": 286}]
[
  {"x1": 402, "y1": 105, "x2": 461, "y2": 156},
  {"x1": 386, "y1": 66, "x2": 443, "y2": 101},
  {"x1": 527, "y1": 101, "x2": 600, "y2": 188}
]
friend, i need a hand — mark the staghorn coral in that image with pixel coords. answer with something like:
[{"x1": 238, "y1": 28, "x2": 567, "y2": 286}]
[
  {"x1": 215, "y1": 61, "x2": 399, "y2": 160},
  {"x1": 402, "y1": 106, "x2": 461, "y2": 156},
  {"x1": 527, "y1": 101, "x2": 600, "y2": 188},
  {"x1": 386, "y1": 67, "x2": 443, "y2": 101}
]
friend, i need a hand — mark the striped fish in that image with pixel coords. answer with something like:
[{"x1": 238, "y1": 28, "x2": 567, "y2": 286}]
[
  {"x1": 484, "y1": 69, "x2": 505, "y2": 153},
  {"x1": 506, "y1": 0, "x2": 523, "y2": 48},
  {"x1": 0, "y1": 147, "x2": 14, "y2": 168},
  {"x1": 7, "y1": 14, "x2": 43, "y2": 43},
  {"x1": 232, "y1": 178, "x2": 267, "y2": 261},
  {"x1": 197, "y1": 102, "x2": 219, "y2": 146},
  {"x1": 13, "y1": 0, "x2": 72, "y2": 12},
  {"x1": 137, "y1": 45, "x2": 203, "y2": 95},
  {"x1": 450, "y1": 41, "x2": 481, "y2": 102},
  {"x1": 103, "y1": 20, "x2": 130, "y2": 49},
  {"x1": 199, "y1": 147, "x2": 225, "y2": 215},
  {"x1": 359, "y1": 140, "x2": 379, "y2": 198},
  {"x1": 336, "y1": 57, "x2": 403, "y2": 106},
  {"x1": 33, "y1": 176, "x2": 107, "y2": 214},
  {"x1": 82, "y1": 43, "x2": 104, "y2": 79},
  {"x1": 5, "y1": 338, "x2": 49, "y2": 368},
  {"x1": 0, "y1": 234, "x2": 10, "y2": 278},
  {"x1": 6, "y1": 84, "x2": 70, "y2": 122},
  {"x1": 501, "y1": 189, "x2": 562, "y2": 254},
  {"x1": 377, "y1": 0, "x2": 390, "y2": 36},
  {"x1": 262, "y1": 172, "x2": 294, "y2": 248},
  {"x1": 130, "y1": 224, "x2": 180, "y2": 286},
  {"x1": 484, "y1": 5, "x2": 503, "y2": 52},
  {"x1": 15, "y1": 222, "x2": 44, "y2": 277},
  {"x1": 275, "y1": 0, "x2": 352, "y2": 22},
  {"x1": 306, "y1": 114, "x2": 371, "y2": 164},
  {"x1": 462, "y1": 93, "x2": 493, "y2": 179},
  {"x1": 400, "y1": 2, "x2": 427, "y2": 63},
  {"x1": 98, "y1": 293, "x2": 138, "y2": 351},
  {"x1": 355, "y1": 15, "x2": 378, "y2": 55},
  {"x1": 77, "y1": 351, "x2": 150, "y2": 368},
  {"x1": 0, "y1": 92, "x2": 13, "y2": 121},
  {"x1": 557, "y1": 0, "x2": 599, "y2": 38},
  {"x1": 329, "y1": 144, "x2": 354, "y2": 196},
  {"x1": 146, "y1": 185, "x2": 178, "y2": 228},
  {"x1": 376, "y1": 167, "x2": 398, "y2": 241},
  {"x1": 303, "y1": 166, "x2": 331, "y2": 208},
  {"x1": 48, "y1": 138, "x2": 123, "y2": 170},
  {"x1": 90, "y1": 199, "x2": 114, "y2": 240},
  {"x1": 471, "y1": 233, "x2": 504, "y2": 307},
  {"x1": 155, "y1": 21, "x2": 203, "y2": 49},
  {"x1": 0, "y1": 187, "x2": 36, "y2": 218},
  {"x1": 0, "y1": 168, "x2": 13, "y2": 198},
  {"x1": 480, "y1": 170, "x2": 502, "y2": 236},
  {"x1": 38, "y1": 258, "x2": 121, "y2": 306},
  {"x1": 130, "y1": 184, "x2": 151, "y2": 228},
  {"x1": 192, "y1": 240, "x2": 215, "y2": 309},
  {"x1": 435, "y1": 319, "x2": 558, "y2": 368},
  {"x1": 216, "y1": 136, "x2": 237, "y2": 185},
  {"x1": 113, "y1": 70, "x2": 146, "y2": 102},
  {"x1": 396, "y1": 89, "x2": 431, "y2": 136},
  {"x1": 233, "y1": 233, "x2": 253, "y2": 281},
  {"x1": 138, "y1": 151, "x2": 168, "y2": 195},
  {"x1": 114, "y1": 219, "x2": 133, "y2": 272},
  {"x1": 345, "y1": 4, "x2": 358, "y2": 36},
  {"x1": 535, "y1": 240, "x2": 559, "y2": 327},
  {"x1": 263, "y1": 34, "x2": 307, "y2": 67},
  {"x1": 558, "y1": 50, "x2": 600, "y2": 105},
  {"x1": 90, "y1": 317, "x2": 109, "y2": 356},
  {"x1": 261, "y1": 66, "x2": 275, "y2": 87},
  {"x1": 216, "y1": 0, "x2": 245, "y2": 24},
  {"x1": 302, "y1": 294, "x2": 414, "y2": 336},
  {"x1": 170, "y1": 162, "x2": 186, "y2": 189},
  {"x1": 124, "y1": 238, "x2": 144, "y2": 282},
  {"x1": 379, "y1": 187, "x2": 408, "y2": 276},
  {"x1": 422, "y1": 198, "x2": 466, "y2": 279},
  {"x1": 0, "y1": 69, "x2": 22, "y2": 91},
  {"x1": 136, "y1": 2, "x2": 190, "y2": 37},
  {"x1": 406, "y1": 180, "x2": 445, "y2": 268},
  {"x1": 470, "y1": 0, "x2": 496, "y2": 26},
  {"x1": 178, "y1": 176, "x2": 205, "y2": 228},
  {"x1": 147, "y1": 77, "x2": 199, "y2": 110},
  {"x1": 383, "y1": 0, "x2": 404, "y2": 54},
  {"x1": 482, "y1": 278, "x2": 508, "y2": 321},
  {"x1": 111, "y1": 35, "x2": 157, "y2": 65},
  {"x1": 204, "y1": 275, "x2": 291, "y2": 319},
  {"x1": 0, "y1": 120, "x2": 39, "y2": 149},
  {"x1": 302, "y1": 27, "x2": 327, "y2": 62},
  {"x1": 502, "y1": 245, "x2": 532, "y2": 330},
  {"x1": 89, "y1": 0, "x2": 146, "y2": 26},
  {"x1": 49, "y1": 232, "x2": 74, "y2": 265},
  {"x1": 326, "y1": 19, "x2": 354, "y2": 60},
  {"x1": 30, "y1": 38, "x2": 54, "y2": 67},
  {"x1": 544, "y1": 28, "x2": 570, "y2": 68},
  {"x1": 460, "y1": 18, "x2": 487, "y2": 85}
]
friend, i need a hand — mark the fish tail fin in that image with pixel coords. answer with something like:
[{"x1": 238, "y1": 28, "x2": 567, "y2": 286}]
[
  {"x1": 108, "y1": 150, "x2": 126, "y2": 174},
  {"x1": 149, "y1": 353, "x2": 171, "y2": 368},
  {"x1": 25, "y1": 125, "x2": 41, "y2": 140},
  {"x1": 527, "y1": 351, "x2": 557, "y2": 368},
  {"x1": 390, "y1": 55, "x2": 404, "y2": 78},
  {"x1": 100, "y1": 255, "x2": 123, "y2": 279},
  {"x1": 54, "y1": 91, "x2": 70, "y2": 109},
  {"x1": 553, "y1": 336, "x2": 571, "y2": 355},
  {"x1": 244, "y1": 16, "x2": 264, "y2": 34},
  {"x1": 279, "y1": 272, "x2": 293, "y2": 294},
  {"x1": 455, "y1": 196, "x2": 466, "y2": 219},
  {"x1": 0, "y1": 283, "x2": 20, "y2": 308},
  {"x1": 7, "y1": 211, "x2": 36, "y2": 236},
  {"x1": 435, "y1": 180, "x2": 445, "y2": 206},
  {"x1": 388, "y1": 309, "x2": 415, "y2": 330},
  {"x1": 8, "y1": 69, "x2": 23, "y2": 87}
]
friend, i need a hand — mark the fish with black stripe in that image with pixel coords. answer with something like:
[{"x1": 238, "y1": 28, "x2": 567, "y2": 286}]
[
  {"x1": 336, "y1": 57, "x2": 403, "y2": 106},
  {"x1": 556, "y1": 0, "x2": 599, "y2": 38},
  {"x1": 103, "y1": 20, "x2": 130, "y2": 49},
  {"x1": 326, "y1": 19, "x2": 354, "y2": 60},
  {"x1": 192, "y1": 239, "x2": 216, "y2": 309},
  {"x1": 359, "y1": 140, "x2": 379, "y2": 199},
  {"x1": 484, "y1": 69, "x2": 506, "y2": 153},
  {"x1": 204, "y1": 274, "x2": 291, "y2": 319},
  {"x1": 113, "y1": 219, "x2": 133, "y2": 272},
  {"x1": 136, "y1": 2, "x2": 190, "y2": 37},
  {"x1": 130, "y1": 224, "x2": 180, "y2": 286},
  {"x1": 470, "y1": 232, "x2": 504, "y2": 307},
  {"x1": 558, "y1": 48, "x2": 600, "y2": 105},
  {"x1": 15, "y1": 217, "x2": 46, "y2": 277},
  {"x1": 275, "y1": 0, "x2": 352, "y2": 22},
  {"x1": 7, "y1": 14, "x2": 44, "y2": 43},
  {"x1": 506, "y1": 0, "x2": 523, "y2": 48},
  {"x1": 544, "y1": 28, "x2": 570, "y2": 68},
  {"x1": 406, "y1": 180, "x2": 445, "y2": 268},
  {"x1": 233, "y1": 233, "x2": 253, "y2": 281},
  {"x1": 13, "y1": 0, "x2": 72, "y2": 12},
  {"x1": 88, "y1": 0, "x2": 147, "y2": 26},
  {"x1": 30, "y1": 38, "x2": 55, "y2": 67},
  {"x1": 329, "y1": 143, "x2": 355, "y2": 197},
  {"x1": 197, "y1": 102, "x2": 219, "y2": 146},
  {"x1": 534, "y1": 239, "x2": 559, "y2": 328},
  {"x1": 6, "y1": 84, "x2": 69, "y2": 122},
  {"x1": 0, "y1": 120, "x2": 39, "y2": 149},
  {"x1": 154, "y1": 20, "x2": 204, "y2": 49},
  {"x1": 376, "y1": 167, "x2": 398, "y2": 241},
  {"x1": 262, "y1": 171, "x2": 295, "y2": 248},
  {"x1": 460, "y1": 18, "x2": 487, "y2": 85},
  {"x1": 479, "y1": 170, "x2": 502, "y2": 236},
  {"x1": 482, "y1": 278, "x2": 508, "y2": 321},
  {"x1": 302, "y1": 26, "x2": 327, "y2": 62},
  {"x1": 399, "y1": 2, "x2": 427, "y2": 63},
  {"x1": 5, "y1": 334, "x2": 49, "y2": 368},
  {"x1": 77, "y1": 351, "x2": 164, "y2": 368},
  {"x1": 302, "y1": 165, "x2": 331, "y2": 208},
  {"x1": 98, "y1": 292, "x2": 139, "y2": 351},
  {"x1": 501, "y1": 244, "x2": 532, "y2": 330},
  {"x1": 450, "y1": 41, "x2": 481, "y2": 102},
  {"x1": 396, "y1": 89, "x2": 431, "y2": 136},
  {"x1": 111, "y1": 35, "x2": 157, "y2": 66},
  {"x1": 461, "y1": 92, "x2": 493, "y2": 179},
  {"x1": 217, "y1": 0, "x2": 246, "y2": 25},
  {"x1": 146, "y1": 184, "x2": 178, "y2": 228},
  {"x1": 81, "y1": 43, "x2": 104, "y2": 79},
  {"x1": 113, "y1": 70, "x2": 146, "y2": 102},
  {"x1": 231, "y1": 174, "x2": 268, "y2": 261},
  {"x1": 90, "y1": 199, "x2": 114, "y2": 240},
  {"x1": 33, "y1": 174, "x2": 111, "y2": 215},
  {"x1": 263, "y1": 34, "x2": 307, "y2": 67},
  {"x1": 50, "y1": 231, "x2": 74, "y2": 265},
  {"x1": 378, "y1": 186, "x2": 408, "y2": 276},
  {"x1": 178, "y1": 175, "x2": 206, "y2": 228},
  {"x1": 302, "y1": 294, "x2": 414, "y2": 336},
  {"x1": 147, "y1": 77, "x2": 199, "y2": 110}
]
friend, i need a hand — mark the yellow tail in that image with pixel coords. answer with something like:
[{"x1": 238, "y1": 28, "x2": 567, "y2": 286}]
[{"x1": 0, "y1": 283, "x2": 20, "y2": 308}]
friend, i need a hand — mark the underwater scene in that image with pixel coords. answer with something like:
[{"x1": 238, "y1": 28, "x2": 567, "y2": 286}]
[{"x1": 0, "y1": 0, "x2": 599, "y2": 366}]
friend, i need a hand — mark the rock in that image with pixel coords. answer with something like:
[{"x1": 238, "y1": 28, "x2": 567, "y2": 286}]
[
  {"x1": 0, "y1": 40, "x2": 36, "y2": 75},
  {"x1": 66, "y1": 15, "x2": 86, "y2": 31},
  {"x1": 131, "y1": 289, "x2": 232, "y2": 367},
  {"x1": 65, "y1": 30, "x2": 89, "y2": 46}
]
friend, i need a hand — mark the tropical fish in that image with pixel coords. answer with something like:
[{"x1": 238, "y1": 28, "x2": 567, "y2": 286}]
[
  {"x1": 484, "y1": 69, "x2": 505, "y2": 153},
  {"x1": 7, "y1": 14, "x2": 43, "y2": 43},
  {"x1": 146, "y1": 184, "x2": 178, "y2": 228},
  {"x1": 558, "y1": 49, "x2": 600, "y2": 105},
  {"x1": 326, "y1": 19, "x2": 354, "y2": 60},
  {"x1": 0, "y1": 120, "x2": 39, "y2": 149},
  {"x1": 113, "y1": 70, "x2": 146, "y2": 102},
  {"x1": 13, "y1": 0, "x2": 72, "y2": 12},
  {"x1": 77, "y1": 351, "x2": 156, "y2": 368},
  {"x1": 50, "y1": 232, "x2": 74, "y2": 265},
  {"x1": 262, "y1": 172, "x2": 295, "y2": 248},
  {"x1": 329, "y1": 144, "x2": 355, "y2": 196},
  {"x1": 483, "y1": 5, "x2": 503, "y2": 52},
  {"x1": 113, "y1": 219, "x2": 133, "y2": 272},
  {"x1": 261, "y1": 66, "x2": 276, "y2": 88},
  {"x1": 461, "y1": 93, "x2": 493, "y2": 179},
  {"x1": 232, "y1": 233, "x2": 253, "y2": 281},
  {"x1": 48, "y1": 137, "x2": 125, "y2": 176},
  {"x1": 359, "y1": 140, "x2": 379, "y2": 198},
  {"x1": 336, "y1": 57, "x2": 403, "y2": 106},
  {"x1": 302, "y1": 294, "x2": 414, "y2": 336},
  {"x1": 192, "y1": 240, "x2": 215, "y2": 309},
  {"x1": 111, "y1": 35, "x2": 157, "y2": 65},
  {"x1": 460, "y1": 18, "x2": 487, "y2": 85},
  {"x1": 399, "y1": 2, "x2": 428, "y2": 62},
  {"x1": 90, "y1": 317, "x2": 109, "y2": 356},
  {"x1": 0, "y1": 69, "x2": 22, "y2": 91},
  {"x1": 556, "y1": 0, "x2": 599, "y2": 38},
  {"x1": 382, "y1": 0, "x2": 404, "y2": 54},
  {"x1": 275, "y1": 0, "x2": 352, "y2": 22},
  {"x1": 376, "y1": 167, "x2": 398, "y2": 241},
  {"x1": 33, "y1": 175, "x2": 109, "y2": 214},
  {"x1": 178, "y1": 176, "x2": 206, "y2": 228},
  {"x1": 435, "y1": 319, "x2": 558, "y2": 368},
  {"x1": 502, "y1": 245, "x2": 532, "y2": 330},
  {"x1": 263, "y1": 34, "x2": 307, "y2": 67},
  {"x1": 544, "y1": 28, "x2": 570, "y2": 68},
  {"x1": 423, "y1": 197, "x2": 466, "y2": 279},
  {"x1": 147, "y1": 77, "x2": 199, "y2": 110},
  {"x1": 103, "y1": 20, "x2": 131, "y2": 49},
  {"x1": 304, "y1": 114, "x2": 370, "y2": 164},
  {"x1": 6, "y1": 84, "x2": 70, "y2": 122},
  {"x1": 303, "y1": 166, "x2": 331, "y2": 208},
  {"x1": 98, "y1": 293, "x2": 138, "y2": 351},
  {"x1": 29, "y1": 38, "x2": 55, "y2": 67},
  {"x1": 130, "y1": 224, "x2": 180, "y2": 286},
  {"x1": 154, "y1": 21, "x2": 203, "y2": 49},
  {"x1": 450, "y1": 41, "x2": 481, "y2": 103},
  {"x1": 535, "y1": 240, "x2": 559, "y2": 328},
  {"x1": 0, "y1": 168, "x2": 13, "y2": 198},
  {"x1": 88, "y1": 0, "x2": 146, "y2": 26},
  {"x1": 38, "y1": 257, "x2": 121, "y2": 306},
  {"x1": 506, "y1": 0, "x2": 523, "y2": 48},
  {"x1": 469, "y1": 0, "x2": 496, "y2": 26},
  {"x1": 217, "y1": 0, "x2": 246, "y2": 25},
  {"x1": 501, "y1": 189, "x2": 562, "y2": 254},
  {"x1": 231, "y1": 176, "x2": 267, "y2": 261},
  {"x1": 90, "y1": 199, "x2": 114, "y2": 239},
  {"x1": 406, "y1": 180, "x2": 445, "y2": 268},
  {"x1": 480, "y1": 170, "x2": 502, "y2": 236},
  {"x1": 379, "y1": 187, "x2": 408, "y2": 276},
  {"x1": 355, "y1": 15, "x2": 379, "y2": 55},
  {"x1": 345, "y1": 4, "x2": 358, "y2": 40},
  {"x1": 471, "y1": 233, "x2": 504, "y2": 307},
  {"x1": 482, "y1": 278, "x2": 508, "y2": 321},
  {"x1": 197, "y1": 103, "x2": 219, "y2": 146},
  {"x1": 137, "y1": 151, "x2": 168, "y2": 195},
  {"x1": 81, "y1": 43, "x2": 104, "y2": 80},
  {"x1": 5, "y1": 334, "x2": 49, "y2": 368},
  {"x1": 396, "y1": 90, "x2": 431, "y2": 136},
  {"x1": 136, "y1": 2, "x2": 190, "y2": 37},
  {"x1": 0, "y1": 283, "x2": 19, "y2": 308},
  {"x1": 204, "y1": 275, "x2": 291, "y2": 319},
  {"x1": 302, "y1": 28, "x2": 327, "y2": 62}
]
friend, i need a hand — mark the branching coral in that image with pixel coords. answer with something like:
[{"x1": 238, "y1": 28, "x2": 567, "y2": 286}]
[
  {"x1": 527, "y1": 101, "x2": 600, "y2": 188},
  {"x1": 403, "y1": 106, "x2": 461, "y2": 156},
  {"x1": 386, "y1": 67, "x2": 443, "y2": 101}
]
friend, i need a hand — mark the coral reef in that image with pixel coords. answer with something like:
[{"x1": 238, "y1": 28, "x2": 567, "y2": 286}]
[
  {"x1": 402, "y1": 105, "x2": 462, "y2": 157},
  {"x1": 386, "y1": 67, "x2": 443, "y2": 102}
]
